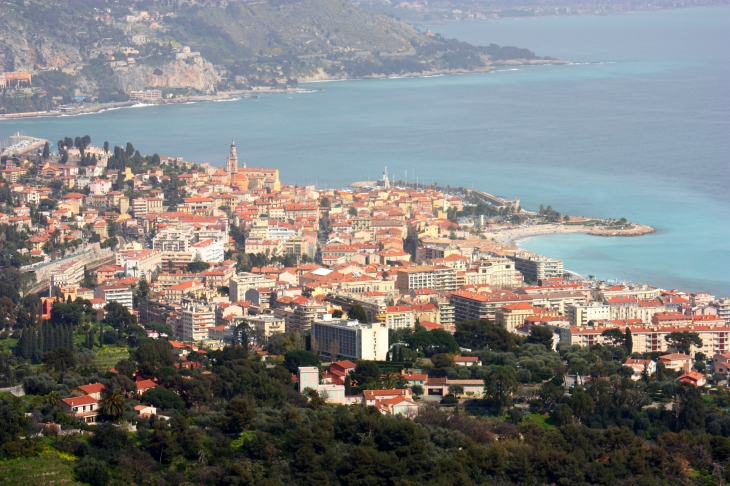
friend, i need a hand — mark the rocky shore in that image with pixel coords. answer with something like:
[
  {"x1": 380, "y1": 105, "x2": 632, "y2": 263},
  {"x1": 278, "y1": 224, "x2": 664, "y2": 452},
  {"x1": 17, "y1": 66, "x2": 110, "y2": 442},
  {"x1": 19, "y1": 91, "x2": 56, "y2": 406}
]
[{"x1": 588, "y1": 224, "x2": 656, "y2": 237}]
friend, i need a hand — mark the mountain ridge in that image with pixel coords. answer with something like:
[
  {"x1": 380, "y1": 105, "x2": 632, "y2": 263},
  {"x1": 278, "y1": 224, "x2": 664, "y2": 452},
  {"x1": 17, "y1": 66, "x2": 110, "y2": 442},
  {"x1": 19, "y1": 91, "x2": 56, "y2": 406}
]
[{"x1": 0, "y1": 0, "x2": 555, "y2": 114}]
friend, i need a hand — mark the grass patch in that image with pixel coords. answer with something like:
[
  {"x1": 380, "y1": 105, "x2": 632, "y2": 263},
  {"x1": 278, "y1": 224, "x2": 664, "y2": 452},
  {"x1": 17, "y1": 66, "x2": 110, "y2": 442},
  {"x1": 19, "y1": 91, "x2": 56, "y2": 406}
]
[
  {"x1": 528, "y1": 412, "x2": 557, "y2": 429},
  {"x1": 0, "y1": 337, "x2": 19, "y2": 355},
  {"x1": 92, "y1": 345, "x2": 131, "y2": 371},
  {"x1": 0, "y1": 452, "x2": 81, "y2": 485},
  {"x1": 230, "y1": 430, "x2": 255, "y2": 449},
  {"x1": 566, "y1": 220, "x2": 599, "y2": 226}
]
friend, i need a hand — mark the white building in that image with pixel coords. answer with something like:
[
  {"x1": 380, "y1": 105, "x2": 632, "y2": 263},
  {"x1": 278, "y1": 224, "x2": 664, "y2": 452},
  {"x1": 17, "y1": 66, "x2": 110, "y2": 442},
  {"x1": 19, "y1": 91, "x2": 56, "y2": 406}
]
[
  {"x1": 89, "y1": 179, "x2": 112, "y2": 195},
  {"x1": 94, "y1": 285, "x2": 134, "y2": 310},
  {"x1": 117, "y1": 249, "x2": 163, "y2": 279},
  {"x1": 49, "y1": 259, "x2": 85, "y2": 295},
  {"x1": 229, "y1": 272, "x2": 276, "y2": 302},
  {"x1": 180, "y1": 300, "x2": 215, "y2": 342},
  {"x1": 311, "y1": 317, "x2": 389, "y2": 361},
  {"x1": 153, "y1": 225, "x2": 195, "y2": 252},
  {"x1": 191, "y1": 238, "x2": 224, "y2": 263},
  {"x1": 566, "y1": 302, "x2": 611, "y2": 327},
  {"x1": 297, "y1": 366, "x2": 346, "y2": 404}
]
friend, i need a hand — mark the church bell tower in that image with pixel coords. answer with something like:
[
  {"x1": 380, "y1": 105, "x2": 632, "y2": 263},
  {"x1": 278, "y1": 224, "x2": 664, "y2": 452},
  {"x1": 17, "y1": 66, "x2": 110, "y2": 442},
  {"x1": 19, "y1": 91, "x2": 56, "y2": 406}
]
[{"x1": 226, "y1": 140, "x2": 238, "y2": 174}]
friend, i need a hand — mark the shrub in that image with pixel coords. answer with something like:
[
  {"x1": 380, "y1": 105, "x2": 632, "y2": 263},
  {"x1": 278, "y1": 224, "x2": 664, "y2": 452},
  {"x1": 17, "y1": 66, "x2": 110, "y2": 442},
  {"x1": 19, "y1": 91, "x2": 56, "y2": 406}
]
[
  {"x1": 75, "y1": 457, "x2": 110, "y2": 486},
  {"x1": 440, "y1": 395, "x2": 459, "y2": 405}
]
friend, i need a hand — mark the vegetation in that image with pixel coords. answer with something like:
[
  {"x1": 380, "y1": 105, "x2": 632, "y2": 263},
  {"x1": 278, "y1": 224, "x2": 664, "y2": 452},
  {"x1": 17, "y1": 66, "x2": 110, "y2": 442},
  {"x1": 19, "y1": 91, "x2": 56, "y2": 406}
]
[{"x1": 0, "y1": 0, "x2": 548, "y2": 113}]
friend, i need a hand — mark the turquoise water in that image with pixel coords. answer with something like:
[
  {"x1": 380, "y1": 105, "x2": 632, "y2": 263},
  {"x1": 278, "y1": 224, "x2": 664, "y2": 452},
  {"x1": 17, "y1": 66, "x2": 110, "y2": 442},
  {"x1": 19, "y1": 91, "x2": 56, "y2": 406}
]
[{"x1": 1, "y1": 7, "x2": 728, "y2": 295}]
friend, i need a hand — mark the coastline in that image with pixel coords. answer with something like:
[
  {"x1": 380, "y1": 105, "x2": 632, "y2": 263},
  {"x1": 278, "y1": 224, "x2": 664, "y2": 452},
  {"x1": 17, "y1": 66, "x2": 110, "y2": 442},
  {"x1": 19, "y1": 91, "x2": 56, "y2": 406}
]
[
  {"x1": 0, "y1": 60, "x2": 566, "y2": 121},
  {"x1": 488, "y1": 223, "x2": 656, "y2": 247},
  {"x1": 0, "y1": 87, "x2": 310, "y2": 121}
]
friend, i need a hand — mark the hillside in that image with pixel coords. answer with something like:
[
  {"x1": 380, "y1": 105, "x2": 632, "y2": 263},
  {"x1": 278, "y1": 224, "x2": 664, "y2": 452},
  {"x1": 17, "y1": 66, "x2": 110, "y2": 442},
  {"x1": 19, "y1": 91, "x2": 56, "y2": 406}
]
[{"x1": 0, "y1": 0, "x2": 552, "y2": 114}]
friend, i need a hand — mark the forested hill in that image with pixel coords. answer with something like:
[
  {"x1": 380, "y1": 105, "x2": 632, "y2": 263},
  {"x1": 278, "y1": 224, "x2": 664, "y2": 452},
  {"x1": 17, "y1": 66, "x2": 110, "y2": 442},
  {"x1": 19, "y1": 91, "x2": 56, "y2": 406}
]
[{"x1": 0, "y1": 0, "x2": 551, "y2": 112}]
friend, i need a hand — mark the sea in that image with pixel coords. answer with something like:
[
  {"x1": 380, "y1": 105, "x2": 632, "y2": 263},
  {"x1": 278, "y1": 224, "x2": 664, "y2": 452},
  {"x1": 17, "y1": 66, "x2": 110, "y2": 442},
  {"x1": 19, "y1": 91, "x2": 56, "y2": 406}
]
[{"x1": 1, "y1": 7, "x2": 728, "y2": 296}]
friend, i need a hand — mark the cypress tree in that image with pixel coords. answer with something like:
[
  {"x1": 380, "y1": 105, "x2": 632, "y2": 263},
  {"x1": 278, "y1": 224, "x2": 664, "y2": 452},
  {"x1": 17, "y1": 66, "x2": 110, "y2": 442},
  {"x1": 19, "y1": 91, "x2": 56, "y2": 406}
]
[
  {"x1": 385, "y1": 352, "x2": 390, "y2": 362},
  {"x1": 345, "y1": 375, "x2": 352, "y2": 395},
  {"x1": 625, "y1": 327, "x2": 633, "y2": 355},
  {"x1": 31, "y1": 329, "x2": 41, "y2": 364},
  {"x1": 61, "y1": 325, "x2": 73, "y2": 351},
  {"x1": 19, "y1": 326, "x2": 30, "y2": 359},
  {"x1": 397, "y1": 346, "x2": 404, "y2": 362},
  {"x1": 42, "y1": 322, "x2": 50, "y2": 352}
]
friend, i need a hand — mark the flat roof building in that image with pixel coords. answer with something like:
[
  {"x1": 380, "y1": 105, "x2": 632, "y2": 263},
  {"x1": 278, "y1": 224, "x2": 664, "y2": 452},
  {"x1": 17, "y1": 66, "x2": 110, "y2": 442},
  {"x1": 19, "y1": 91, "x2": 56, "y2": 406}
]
[{"x1": 312, "y1": 317, "x2": 388, "y2": 361}]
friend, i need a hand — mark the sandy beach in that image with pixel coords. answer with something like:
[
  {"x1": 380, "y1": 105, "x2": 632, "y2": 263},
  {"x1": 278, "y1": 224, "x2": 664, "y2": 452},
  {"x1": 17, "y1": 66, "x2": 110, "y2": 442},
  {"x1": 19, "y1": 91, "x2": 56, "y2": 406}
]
[{"x1": 488, "y1": 224, "x2": 593, "y2": 246}]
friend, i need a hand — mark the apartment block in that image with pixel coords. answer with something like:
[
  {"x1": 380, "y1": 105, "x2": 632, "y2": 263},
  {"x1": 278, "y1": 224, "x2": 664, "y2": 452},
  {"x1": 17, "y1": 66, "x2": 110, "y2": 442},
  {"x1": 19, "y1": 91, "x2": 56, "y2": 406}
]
[
  {"x1": 311, "y1": 317, "x2": 389, "y2": 361},
  {"x1": 472, "y1": 258, "x2": 523, "y2": 289},
  {"x1": 508, "y1": 251, "x2": 563, "y2": 283},
  {"x1": 94, "y1": 285, "x2": 134, "y2": 310},
  {"x1": 229, "y1": 272, "x2": 276, "y2": 302},
  {"x1": 153, "y1": 225, "x2": 195, "y2": 252},
  {"x1": 242, "y1": 315, "x2": 286, "y2": 338},
  {"x1": 180, "y1": 300, "x2": 215, "y2": 342},
  {"x1": 566, "y1": 302, "x2": 611, "y2": 327},
  {"x1": 49, "y1": 259, "x2": 85, "y2": 295}
]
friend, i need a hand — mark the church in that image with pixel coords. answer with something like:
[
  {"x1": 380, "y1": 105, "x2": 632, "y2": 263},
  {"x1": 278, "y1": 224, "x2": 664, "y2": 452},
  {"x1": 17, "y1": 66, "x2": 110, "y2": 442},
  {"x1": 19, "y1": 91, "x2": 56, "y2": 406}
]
[{"x1": 225, "y1": 140, "x2": 281, "y2": 191}]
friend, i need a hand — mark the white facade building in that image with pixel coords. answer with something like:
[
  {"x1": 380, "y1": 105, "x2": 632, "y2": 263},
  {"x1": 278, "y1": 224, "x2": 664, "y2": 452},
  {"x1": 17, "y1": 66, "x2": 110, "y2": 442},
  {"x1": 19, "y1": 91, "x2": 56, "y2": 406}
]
[
  {"x1": 180, "y1": 301, "x2": 215, "y2": 342},
  {"x1": 94, "y1": 285, "x2": 134, "y2": 310},
  {"x1": 191, "y1": 238, "x2": 225, "y2": 263},
  {"x1": 311, "y1": 317, "x2": 389, "y2": 361},
  {"x1": 566, "y1": 302, "x2": 611, "y2": 327}
]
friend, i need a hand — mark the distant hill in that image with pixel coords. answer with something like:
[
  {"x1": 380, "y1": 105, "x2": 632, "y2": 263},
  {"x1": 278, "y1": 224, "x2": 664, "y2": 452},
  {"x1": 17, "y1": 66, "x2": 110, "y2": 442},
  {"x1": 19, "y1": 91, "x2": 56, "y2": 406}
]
[{"x1": 0, "y1": 0, "x2": 552, "y2": 114}]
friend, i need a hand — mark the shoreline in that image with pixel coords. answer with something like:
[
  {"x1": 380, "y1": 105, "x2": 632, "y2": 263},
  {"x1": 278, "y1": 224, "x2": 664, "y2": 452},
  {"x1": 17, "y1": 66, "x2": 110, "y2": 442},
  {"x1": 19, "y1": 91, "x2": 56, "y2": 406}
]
[
  {"x1": 0, "y1": 87, "x2": 309, "y2": 120},
  {"x1": 0, "y1": 60, "x2": 566, "y2": 121},
  {"x1": 488, "y1": 223, "x2": 656, "y2": 247}
]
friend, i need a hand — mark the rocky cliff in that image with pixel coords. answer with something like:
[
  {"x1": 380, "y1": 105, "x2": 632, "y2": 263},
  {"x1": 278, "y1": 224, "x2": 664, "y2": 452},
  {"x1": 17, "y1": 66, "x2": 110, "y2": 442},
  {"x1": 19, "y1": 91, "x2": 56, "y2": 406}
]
[
  {"x1": 115, "y1": 57, "x2": 221, "y2": 92},
  {"x1": 0, "y1": 17, "x2": 82, "y2": 72}
]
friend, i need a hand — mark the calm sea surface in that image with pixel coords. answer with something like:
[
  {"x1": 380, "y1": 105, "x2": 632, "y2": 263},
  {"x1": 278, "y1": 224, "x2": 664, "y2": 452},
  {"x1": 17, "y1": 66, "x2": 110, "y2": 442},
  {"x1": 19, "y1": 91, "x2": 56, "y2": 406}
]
[{"x1": 2, "y1": 8, "x2": 728, "y2": 295}]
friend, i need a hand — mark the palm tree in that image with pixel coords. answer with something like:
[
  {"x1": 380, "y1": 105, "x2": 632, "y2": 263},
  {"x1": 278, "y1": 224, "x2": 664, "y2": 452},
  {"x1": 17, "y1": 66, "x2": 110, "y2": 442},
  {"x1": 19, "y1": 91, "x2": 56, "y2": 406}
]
[
  {"x1": 46, "y1": 390, "x2": 61, "y2": 407},
  {"x1": 100, "y1": 389, "x2": 125, "y2": 420},
  {"x1": 383, "y1": 372, "x2": 397, "y2": 390}
]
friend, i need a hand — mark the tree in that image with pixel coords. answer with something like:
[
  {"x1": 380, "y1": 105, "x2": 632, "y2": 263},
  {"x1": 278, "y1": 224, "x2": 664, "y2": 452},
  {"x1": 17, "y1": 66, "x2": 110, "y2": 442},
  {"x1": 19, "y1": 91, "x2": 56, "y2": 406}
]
[
  {"x1": 348, "y1": 304, "x2": 368, "y2": 324},
  {"x1": 141, "y1": 387, "x2": 185, "y2": 411},
  {"x1": 283, "y1": 349, "x2": 320, "y2": 373},
  {"x1": 411, "y1": 384, "x2": 424, "y2": 396},
  {"x1": 569, "y1": 390, "x2": 595, "y2": 422},
  {"x1": 351, "y1": 361, "x2": 382, "y2": 388},
  {"x1": 100, "y1": 389, "x2": 125, "y2": 421},
  {"x1": 186, "y1": 260, "x2": 211, "y2": 273},
  {"x1": 224, "y1": 397, "x2": 254, "y2": 433},
  {"x1": 42, "y1": 142, "x2": 50, "y2": 159},
  {"x1": 42, "y1": 347, "x2": 76, "y2": 371},
  {"x1": 344, "y1": 375, "x2": 352, "y2": 395},
  {"x1": 665, "y1": 332, "x2": 702, "y2": 355},
  {"x1": 553, "y1": 404, "x2": 574, "y2": 426},
  {"x1": 484, "y1": 366, "x2": 518, "y2": 413},
  {"x1": 448, "y1": 384, "x2": 464, "y2": 396},
  {"x1": 454, "y1": 320, "x2": 515, "y2": 351},
  {"x1": 625, "y1": 327, "x2": 633, "y2": 354},
  {"x1": 75, "y1": 457, "x2": 110, "y2": 486},
  {"x1": 105, "y1": 301, "x2": 136, "y2": 337},
  {"x1": 527, "y1": 325, "x2": 554, "y2": 348},
  {"x1": 601, "y1": 328, "x2": 624, "y2": 347}
]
